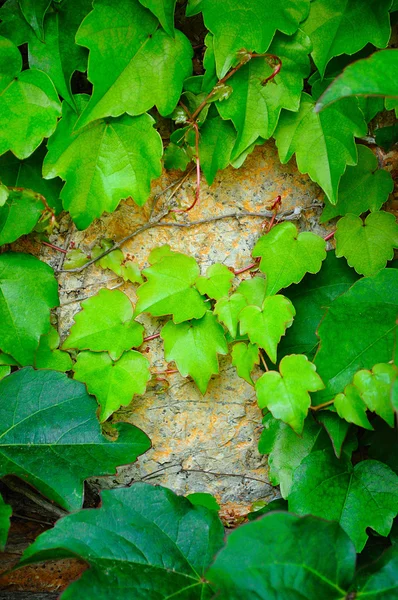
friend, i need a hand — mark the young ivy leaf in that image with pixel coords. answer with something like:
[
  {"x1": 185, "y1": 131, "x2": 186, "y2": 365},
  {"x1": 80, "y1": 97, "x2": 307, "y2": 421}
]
[
  {"x1": 73, "y1": 350, "x2": 151, "y2": 422},
  {"x1": 138, "y1": 0, "x2": 177, "y2": 36},
  {"x1": 0, "y1": 253, "x2": 58, "y2": 366},
  {"x1": 196, "y1": 263, "x2": 234, "y2": 301},
  {"x1": 255, "y1": 354, "x2": 325, "y2": 434},
  {"x1": 239, "y1": 295, "x2": 296, "y2": 363},
  {"x1": 354, "y1": 363, "x2": 397, "y2": 428},
  {"x1": 231, "y1": 342, "x2": 259, "y2": 385},
  {"x1": 289, "y1": 449, "x2": 398, "y2": 552},
  {"x1": 236, "y1": 276, "x2": 267, "y2": 307},
  {"x1": 0, "y1": 36, "x2": 61, "y2": 159},
  {"x1": 334, "y1": 385, "x2": 373, "y2": 430},
  {"x1": 199, "y1": 116, "x2": 237, "y2": 185},
  {"x1": 0, "y1": 368, "x2": 150, "y2": 510},
  {"x1": 274, "y1": 87, "x2": 367, "y2": 205},
  {"x1": 35, "y1": 327, "x2": 73, "y2": 372},
  {"x1": 252, "y1": 222, "x2": 327, "y2": 295},
  {"x1": 43, "y1": 95, "x2": 162, "y2": 229},
  {"x1": 321, "y1": 145, "x2": 394, "y2": 222},
  {"x1": 217, "y1": 30, "x2": 311, "y2": 159},
  {"x1": 63, "y1": 289, "x2": 144, "y2": 361},
  {"x1": 214, "y1": 293, "x2": 247, "y2": 338},
  {"x1": 0, "y1": 188, "x2": 45, "y2": 245},
  {"x1": 75, "y1": 0, "x2": 192, "y2": 129},
  {"x1": 20, "y1": 484, "x2": 224, "y2": 599},
  {"x1": 0, "y1": 492, "x2": 11, "y2": 551},
  {"x1": 335, "y1": 211, "x2": 398, "y2": 276},
  {"x1": 161, "y1": 311, "x2": 228, "y2": 394},
  {"x1": 200, "y1": 0, "x2": 310, "y2": 77},
  {"x1": 301, "y1": 0, "x2": 392, "y2": 78},
  {"x1": 135, "y1": 250, "x2": 207, "y2": 323}
]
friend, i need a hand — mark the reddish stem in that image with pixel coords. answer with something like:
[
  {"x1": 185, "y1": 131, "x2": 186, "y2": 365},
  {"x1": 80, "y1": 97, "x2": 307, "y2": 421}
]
[
  {"x1": 266, "y1": 195, "x2": 282, "y2": 230},
  {"x1": 143, "y1": 333, "x2": 160, "y2": 342},
  {"x1": 233, "y1": 259, "x2": 260, "y2": 275},
  {"x1": 172, "y1": 122, "x2": 201, "y2": 214},
  {"x1": 152, "y1": 369, "x2": 179, "y2": 376},
  {"x1": 41, "y1": 241, "x2": 67, "y2": 254},
  {"x1": 324, "y1": 231, "x2": 335, "y2": 241}
]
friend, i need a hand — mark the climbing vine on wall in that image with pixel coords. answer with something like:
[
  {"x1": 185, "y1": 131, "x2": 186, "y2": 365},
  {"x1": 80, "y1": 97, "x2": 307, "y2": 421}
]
[{"x1": 0, "y1": 0, "x2": 398, "y2": 597}]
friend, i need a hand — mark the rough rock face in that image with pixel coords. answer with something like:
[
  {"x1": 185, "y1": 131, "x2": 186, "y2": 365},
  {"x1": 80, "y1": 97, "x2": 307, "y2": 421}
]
[{"x1": 20, "y1": 142, "x2": 326, "y2": 516}]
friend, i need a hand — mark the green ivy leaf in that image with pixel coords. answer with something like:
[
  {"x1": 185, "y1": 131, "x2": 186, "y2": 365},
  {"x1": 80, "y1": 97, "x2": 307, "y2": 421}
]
[
  {"x1": 0, "y1": 0, "x2": 32, "y2": 46},
  {"x1": 366, "y1": 418, "x2": 398, "y2": 475},
  {"x1": 247, "y1": 498, "x2": 288, "y2": 521},
  {"x1": 316, "y1": 49, "x2": 398, "y2": 111},
  {"x1": 352, "y1": 546, "x2": 398, "y2": 598},
  {"x1": 354, "y1": 363, "x2": 396, "y2": 428},
  {"x1": 135, "y1": 249, "x2": 207, "y2": 323},
  {"x1": 73, "y1": 350, "x2": 151, "y2": 422},
  {"x1": 231, "y1": 342, "x2": 259, "y2": 385},
  {"x1": 161, "y1": 311, "x2": 228, "y2": 393},
  {"x1": 0, "y1": 184, "x2": 8, "y2": 207},
  {"x1": 186, "y1": 0, "x2": 203, "y2": 17},
  {"x1": 375, "y1": 123, "x2": 398, "y2": 152},
  {"x1": 236, "y1": 276, "x2": 267, "y2": 307},
  {"x1": 239, "y1": 295, "x2": 296, "y2": 363},
  {"x1": 252, "y1": 222, "x2": 327, "y2": 295},
  {"x1": 63, "y1": 248, "x2": 89, "y2": 270},
  {"x1": 0, "y1": 492, "x2": 11, "y2": 551},
  {"x1": 163, "y1": 142, "x2": 191, "y2": 171},
  {"x1": 43, "y1": 96, "x2": 162, "y2": 229},
  {"x1": 199, "y1": 116, "x2": 236, "y2": 185},
  {"x1": 315, "y1": 411, "x2": 352, "y2": 458},
  {"x1": 207, "y1": 512, "x2": 357, "y2": 599},
  {"x1": 201, "y1": 0, "x2": 310, "y2": 77},
  {"x1": 0, "y1": 368, "x2": 150, "y2": 510},
  {"x1": 258, "y1": 412, "x2": 330, "y2": 498},
  {"x1": 20, "y1": 483, "x2": 224, "y2": 599},
  {"x1": 0, "y1": 146, "x2": 62, "y2": 213},
  {"x1": 256, "y1": 354, "x2": 324, "y2": 434},
  {"x1": 278, "y1": 252, "x2": 359, "y2": 360},
  {"x1": 187, "y1": 492, "x2": 220, "y2": 512},
  {"x1": 0, "y1": 252, "x2": 58, "y2": 366},
  {"x1": 63, "y1": 289, "x2": 144, "y2": 361},
  {"x1": 335, "y1": 212, "x2": 398, "y2": 276},
  {"x1": 217, "y1": 30, "x2": 311, "y2": 158},
  {"x1": 0, "y1": 352, "x2": 18, "y2": 367},
  {"x1": 289, "y1": 450, "x2": 398, "y2": 552},
  {"x1": 18, "y1": 0, "x2": 51, "y2": 40},
  {"x1": 196, "y1": 263, "x2": 234, "y2": 300},
  {"x1": 35, "y1": 327, "x2": 73, "y2": 372},
  {"x1": 0, "y1": 188, "x2": 45, "y2": 245},
  {"x1": 334, "y1": 385, "x2": 373, "y2": 430},
  {"x1": 302, "y1": 0, "x2": 391, "y2": 77},
  {"x1": 138, "y1": 0, "x2": 177, "y2": 36},
  {"x1": 214, "y1": 293, "x2": 247, "y2": 337},
  {"x1": 314, "y1": 269, "x2": 398, "y2": 403},
  {"x1": 321, "y1": 145, "x2": 394, "y2": 222},
  {"x1": 0, "y1": 366, "x2": 10, "y2": 380},
  {"x1": 75, "y1": 0, "x2": 192, "y2": 129},
  {"x1": 357, "y1": 96, "x2": 385, "y2": 123},
  {"x1": 0, "y1": 36, "x2": 61, "y2": 159},
  {"x1": 121, "y1": 261, "x2": 144, "y2": 284}
]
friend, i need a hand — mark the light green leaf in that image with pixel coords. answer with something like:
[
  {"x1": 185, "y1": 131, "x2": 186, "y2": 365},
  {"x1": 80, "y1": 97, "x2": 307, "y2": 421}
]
[
  {"x1": 258, "y1": 412, "x2": 330, "y2": 498},
  {"x1": 196, "y1": 263, "x2": 234, "y2": 300},
  {"x1": 236, "y1": 276, "x2": 267, "y2": 307},
  {"x1": 138, "y1": 0, "x2": 176, "y2": 36},
  {"x1": 0, "y1": 36, "x2": 61, "y2": 159},
  {"x1": 75, "y1": 0, "x2": 192, "y2": 129},
  {"x1": 354, "y1": 363, "x2": 397, "y2": 427},
  {"x1": 20, "y1": 484, "x2": 224, "y2": 599},
  {"x1": 99, "y1": 249, "x2": 124, "y2": 276},
  {"x1": 0, "y1": 352, "x2": 18, "y2": 367},
  {"x1": 0, "y1": 492, "x2": 11, "y2": 551},
  {"x1": 256, "y1": 354, "x2": 324, "y2": 434},
  {"x1": 187, "y1": 492, "x2": 220, "y2": 512},
  {"x1": 252, "y1": 221, "x2": 327, "y2": 295},
  {"x1": 302, "y1": 0, "x2": 391, "y2": 77},
  {"x1": 231, "y1": 342, "x2": 259, "y2": 385},
  {"x1": 135, "y1": 250, "x2": 207, "y2": 323},
  {"x1": 63, "y1": 249, "x2": 89, "y2": 270},
  {"x1": 35, "y1": 327, "x2": 73, "y2": 372},
  {"x1": 0, "y1": 252, "x2": 58, "y2": 366},
  {"x1": 335, "y1": 211, "x2": 398, "y2": 276},
  {"x1": 199, "y1": 116, "x2": 236, "y2": 185},
  {"x1": 73, "y1": 350, "x2": 151, "y2": 422},
  {"x1": 316, "y1": 49, "x2": 398, "y2": 111},
  {"x1": 386, "y1": 96, "x2": 398, "y2": 117},
  {"x1": 186, "y1": 0, "x2": 203, "y2": 17},
  {"x1": 161, "y1": 311, "x2": 228, "y2": 394},
  {"x1": 334, "y1": 385, "x2": 373, "y2": 430},
  {"x1": 0, "y1": 188, "x2": 45, "y2": 245},
  {"x1": 207, "y1": 512, "x2": 357, "y2": 600},
  {"x1": 214, "y1": 293, "x2": 247, "y2": 338},
  {"x1": 121, "y1": 261, "x2": 143, "y2": 284},
  {"x1": 314, "y1": 269, "x2": 398, "y2": 403},
  {"x1": 274, "y1": 88, "x2": 367, "y2": 204},
  {"x1": 289, "y1": 450, "x2": 398, "y2": 552},
  {"x1": 201, "y1": 0, "x2": 310, "y2": 77},
  {"x1": 278, "y1": 252, "x2": 359, "y2": 359},
  {"x1": 321, "y1": 145, "x2": 393, "y2": 222},
  {"x1": 18, "y1": 0, "x2": 51, "y2": 40},
  {"x1": 0, "y1": 366, "x2": 10, "y2": 380},
  {"x1": 239, "y1": 295, "x2": 296, "y2": 363},
  {"x1": 43, "y1": 96, "x2": 162, "y2": 229},
  {"x1": 0, "y1": 368, "x2": 150, "y2": 510},
  {"x1": 0, "y1": 184, "x2": 8, "y2": 207},
  {"x1": 64, "y1": 289, "x2": 144, "y2": 361},
  {"x1": 217, "y1": 30, "x2": 311, "y2": 158},
  {"x1": 0, "y1": 145, "x2": 63, "y2": 213}
]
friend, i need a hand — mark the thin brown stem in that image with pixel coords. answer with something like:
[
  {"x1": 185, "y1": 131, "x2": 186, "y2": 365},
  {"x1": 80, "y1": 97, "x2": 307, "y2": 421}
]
[
  {"x1": 143, "y1": 333, "x2": 160, "y2": 342},
  {"x1": 233, "y1": 258, "x2": 260, "y2": 275},
  {"x1": 41, "y1": 241, "x2": 68, "y2": 254},
  {"x1": 259, "y1": 351, "x2": 269, "y2": 372},
  {"x1": 310, "y1": 399, "x2": 335, "y2": 412},
  {"x1": 151, "y1": 369, "x2": 179, "y2": 375}
]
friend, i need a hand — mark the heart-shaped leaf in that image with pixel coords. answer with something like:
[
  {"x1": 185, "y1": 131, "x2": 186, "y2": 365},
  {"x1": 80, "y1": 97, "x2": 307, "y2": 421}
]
[
  {"x1": 0, "y1": 368, "x2": 150, "y2": 510},
  {"x1": 354, "y1": 363, "x2": 397, "y2": 427},
  {"x1": 35, "y1": 327, "x2": 73, "y2": 372},
  {"x1": 334, "y1": 384, "x2": 373, "y2": 430},
  {"x1": 231, "y1": 342, "x2": 259, "y2": 385},
  {"x1": 0, "y1": 188, "x2": 45, "y2": 245},
  {"x1": 214, "y1": 293, "x2": 247, "y2": 338},
  {"x1": 236, "y1": 276, "x2": 267, "y2": 307},
  {"x1": 199, "y1": 116, "x2": 237, "y2": 185},
  {"x1": 196, "y1": 263, "x2": 234, "y2": 300}
]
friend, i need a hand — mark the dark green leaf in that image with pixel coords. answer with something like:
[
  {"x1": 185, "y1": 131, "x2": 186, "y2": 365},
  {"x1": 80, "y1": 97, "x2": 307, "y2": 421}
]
[
  {"x1": 0, "y1": 491, "x2": 11, "y2": 551},
  {"x1": 247, "y1": 498, "x2": 288, "y2": 520},
  {"x1": 163, "y1": 143, "x2": 191, "y2": 171},
  {"x1": 316, "y1": 410, "x2": 353, "y2": 458},
  {"x1": 375, "y1": 124, "x2": 398, "y2": 152},
  {"x1": 353, "y1": 546, "x2": 398, "y2": 599},
  {"x1": 0, "y1": 368, "x2": 150, "y2": 510},
  {"x1": 18, "y1": 0, "x2": 51, "y2": 40},
  {"x1": 199, "y1": 117, "x2": 236, "y2": 185},
  {"x1": 365, "y1": 418, "x2": 398, "y2": 475},
  {"x1": 0, "y1": 188, "x2": 45, "y2": 245},
  {"x1": 21, "y1": 483, "x2": 224, "y2": 599}
]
